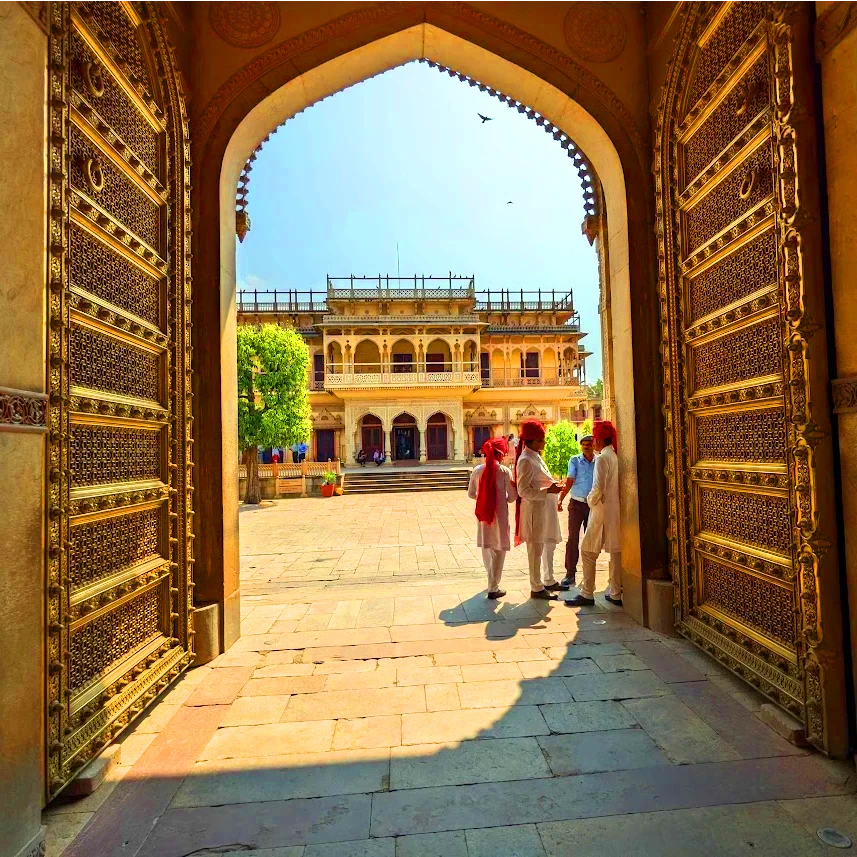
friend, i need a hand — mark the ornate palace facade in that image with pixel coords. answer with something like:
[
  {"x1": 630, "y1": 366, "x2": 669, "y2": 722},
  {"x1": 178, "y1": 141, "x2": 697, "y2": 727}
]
[{"x1": 237, "y1": 277, "x2": 601, "y2": 464}]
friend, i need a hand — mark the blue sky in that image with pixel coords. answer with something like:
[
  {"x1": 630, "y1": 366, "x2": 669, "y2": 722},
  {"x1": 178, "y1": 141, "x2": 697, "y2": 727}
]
[{"x1": 236, "y1": 61, "x2": 602, "y2": 380}]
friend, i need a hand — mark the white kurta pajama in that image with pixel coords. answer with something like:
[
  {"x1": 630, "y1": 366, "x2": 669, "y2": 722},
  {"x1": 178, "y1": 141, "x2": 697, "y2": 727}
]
[
  {"x1": 580, "y1": 444, "x2": 622, "y2": 599},
  {"x1": 515, "y1": 446, "x2": 562, "y2": 592},
  {"x1": 467, "y1": 464, "x2": 517, "y2": 593}
]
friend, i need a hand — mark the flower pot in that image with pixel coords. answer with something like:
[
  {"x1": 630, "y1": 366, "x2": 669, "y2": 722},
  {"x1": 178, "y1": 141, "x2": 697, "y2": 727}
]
[{"x1": 320, "y1": 483, "x2": 335, "y2": 498}]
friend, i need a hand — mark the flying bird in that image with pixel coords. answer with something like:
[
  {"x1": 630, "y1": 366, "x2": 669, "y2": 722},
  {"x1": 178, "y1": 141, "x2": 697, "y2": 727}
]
[
  {"x1": 506, "y1": 201, "x2": 514, "y2": 205},
  {"x1": 477, "y1": 113, "x2": 493, "y2": 123}
]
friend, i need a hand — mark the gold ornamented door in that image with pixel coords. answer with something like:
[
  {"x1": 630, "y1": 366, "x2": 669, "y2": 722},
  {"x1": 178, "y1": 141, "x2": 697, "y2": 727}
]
[
  {"x1": 656, "y1": 2, "x2": 847, "y2": 754},
  {"x1": 46, "y1": 1, "x2": 193, "y2": 798}
]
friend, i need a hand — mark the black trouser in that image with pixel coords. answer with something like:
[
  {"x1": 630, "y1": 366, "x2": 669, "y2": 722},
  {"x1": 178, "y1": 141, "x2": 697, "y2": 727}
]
[
  {"x1": 292, "y1": 451, "x2": 299, "y2": 463},
  {"x1": 564, "y1": 498, "x2": 590, "y2": 575}
]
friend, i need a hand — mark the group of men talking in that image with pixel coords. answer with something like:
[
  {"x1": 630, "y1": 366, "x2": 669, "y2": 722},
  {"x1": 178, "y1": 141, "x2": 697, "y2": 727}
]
[{"x1": 466, "y1": 418, "x2": 622, "y2": 608}]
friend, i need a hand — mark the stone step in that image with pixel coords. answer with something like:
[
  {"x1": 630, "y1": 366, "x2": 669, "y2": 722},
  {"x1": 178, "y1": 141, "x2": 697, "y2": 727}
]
[{"x1": 343, "y1": 468, "x2": 471, "y2": 495}]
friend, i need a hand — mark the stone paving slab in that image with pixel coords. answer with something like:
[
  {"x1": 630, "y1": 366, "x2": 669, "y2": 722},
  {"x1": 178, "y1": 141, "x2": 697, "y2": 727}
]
[
  {"x1": 137, "y1": 793, "x2": 372, "y2": 856},
  {"x1": 537, "y1": 728, "x2": 671, "y2": 775},
  {"x1": 171, "y1": 748, "x2": 390, "y2": 807},
  {"x1": 401, "y1": 706, "x2": 549, "y2": 744},
  {"x1": 537, "y1": 802, "x2": 830, "y2": 857},
  {"x1": 390, "y1": 736, "x2": 550, "y2": 789},
  {"x1": 370, "y1": 755, "x2": 853, "y2": 838}
]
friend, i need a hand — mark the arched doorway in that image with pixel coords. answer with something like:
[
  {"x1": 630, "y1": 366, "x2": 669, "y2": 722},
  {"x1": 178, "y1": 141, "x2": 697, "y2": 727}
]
[
  {"x1": 390, "y1": 338, "x2": 417, "y2": 374},
  {"x1": 353, "y1": 339, "x2": 381, "y2": 374},
  {"x1": 359, "y1": 413, "x2": 384, "y2": 457},
  {"x1": 392, "y1": 413, "x2": 418, "y2": 462},
  {"x1": 425, "y1": 339, "x2": 452, "y2": 374},
  {"x1": 427, "y1": 412, "x2": 450, "y2": 460},
  {"x1": 197, "y1": 18, "x2": 655, "y2": 657}
]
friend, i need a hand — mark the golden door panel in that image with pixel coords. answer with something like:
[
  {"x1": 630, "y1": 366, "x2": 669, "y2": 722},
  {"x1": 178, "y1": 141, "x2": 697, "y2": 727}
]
[
  {"x1": 689, "y1": 314, "x2": 782, "y2": 394},
  {"x1": 684, "y1": 227, "x2": 778, "y2": 324},
  {"x1": 656, "y1": 2, "x2": 847, "y2": 754},
  {"x1": 698, "y1": 556, "x2": 796, "y2": 648},
  {"x1": 68, "y1": 222, "x2": 165, "y2": 329},
  {"x1": 682, "y1": 139, "x2": 774, "y2": 255},
  {"x1": 696, "y1": 485, "x2": 791, "y2": 556},
  {"x1": 46, "y1": 2, "x2": 192, "y2": 799}
]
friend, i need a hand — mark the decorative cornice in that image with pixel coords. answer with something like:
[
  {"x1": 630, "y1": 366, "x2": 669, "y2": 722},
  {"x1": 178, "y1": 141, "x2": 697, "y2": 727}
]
[
  {"x1": 0, "y1": 386, "x2": 48, "y2": 432},
  {"x1": 197, "y1": 2, "x2": 646, "y2": 168},
  {"x1": 815, "y1": 2, "x2": 857, "y2": 60},
  {"x1": 832, "y1": 375, "x2": 857, "y2": 414}
]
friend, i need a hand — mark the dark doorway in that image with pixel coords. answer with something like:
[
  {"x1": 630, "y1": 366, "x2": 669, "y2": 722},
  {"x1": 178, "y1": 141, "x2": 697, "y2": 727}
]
[
  {"x1": 313, "y1": 353, "x2": 325, "y2": 385},
  {"x1": 427, "y1": 412, "x2": 448, "y2": 460},
  {"x1": 393, "y1": 413, "x2": 417, "y2": 461},
  {"x1": 392, "y1": 353, "x2": 414, "y2": 373},
  {"x1": 480, "y1": 352, "x2": 490, "y2": 383},
  {"x1": 473, "y1": 425, "x2": 491, "y2": 455},
  {"x1": 361, "y1": 414, "x2": 383, "y2": 456},
  {"x1": 524, "y1": 351, "x2": 540, "y2": 380},
  {"x1": 316, "y1": 429, "x2": 335, "y2": 463}
]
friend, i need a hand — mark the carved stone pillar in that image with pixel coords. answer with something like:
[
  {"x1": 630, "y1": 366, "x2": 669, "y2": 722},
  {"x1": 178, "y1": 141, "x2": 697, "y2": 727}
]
[{"x1": 419, "y1": 428, "x2": 427, "y2": 462}]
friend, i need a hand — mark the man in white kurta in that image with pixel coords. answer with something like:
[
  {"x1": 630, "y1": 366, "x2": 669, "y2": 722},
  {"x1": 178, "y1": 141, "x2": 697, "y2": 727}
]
[
  {"x1": 566, "y1": 420, "x2": 622, "y2": 607},
  {"x1": 514, "y1": 420, "x2": 565, "y2": 599},
  {"x1": 467, "y1": 440, "x2": 517, "y2": 598}
]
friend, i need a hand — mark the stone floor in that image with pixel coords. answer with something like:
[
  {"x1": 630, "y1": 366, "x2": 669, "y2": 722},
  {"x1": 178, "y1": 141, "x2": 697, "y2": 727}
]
[{"x1": 46, "y1": 492, "x2": 857, "y2": 856}]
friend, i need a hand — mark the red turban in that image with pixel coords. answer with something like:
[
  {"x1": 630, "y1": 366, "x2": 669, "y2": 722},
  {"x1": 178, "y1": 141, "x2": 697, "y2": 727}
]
[
  {"x1": 593, "y1": 420, "x2": 618, "y2": 453},
  {"x1": 513, "y1": 419, "x2": 546, "y2": 546},
  {"x1": 519, "y1": 419, "x2": 546, "y2": 442},
  {"x1": 475, "y1": 437, "x2": 508, "y2": 525}
]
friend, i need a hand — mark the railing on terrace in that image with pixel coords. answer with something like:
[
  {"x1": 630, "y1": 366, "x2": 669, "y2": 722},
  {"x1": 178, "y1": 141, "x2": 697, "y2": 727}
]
[
  {"x1": 324, "y1": 361, "x2": 481, "y2": 388},
  {"x1": 480, "y1": 370, "x2": 584, "y2": 388},
  {"x1": 237, "y1": 278, "x2": 576, "y2": 314},
  {"x1": 237, "y1": 461, "x2": 337, "y2": 479},
  {"x1": 237, "y1": 289, "x2": 328, "y2": 313}
]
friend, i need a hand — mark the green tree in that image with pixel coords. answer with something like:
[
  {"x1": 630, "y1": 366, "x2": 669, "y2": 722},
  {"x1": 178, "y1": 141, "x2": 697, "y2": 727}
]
[
  {"x1": 544, "y1": 418, "x2": 594, "y2": 478},
  {"x1": 238, "y1": 323, "x2": 312, "y2": 504},
  {"x1": 587, "y1": 378, "x2": 604, "y2": 399},
  {"x1": 544, "y1": 421, "x2": 580, "y2": 478}
]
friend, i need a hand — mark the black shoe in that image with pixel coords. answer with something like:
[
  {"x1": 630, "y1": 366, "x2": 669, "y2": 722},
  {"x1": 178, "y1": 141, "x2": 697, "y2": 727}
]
[
  {"x1": 487, "y1": 589, "x2": 506, "y2": 600},
  {"x1": 531, "y1": 589, "x2": 558, "y2": 601},
  {"x1": 565, "y1": 594, "x2": 595, "y2": 607},
  {"x1": 604, "y1": 594, "x2": 623, "y2": 606},
  {"x1": 561, "y1": 575, "x2": 576, "y2": 588},
  {"x1": 545, "y1": 581, "x2": 570, "y2": 592}
]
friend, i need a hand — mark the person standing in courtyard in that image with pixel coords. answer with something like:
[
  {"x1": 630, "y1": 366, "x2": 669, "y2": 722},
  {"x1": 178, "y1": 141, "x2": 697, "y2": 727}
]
[
  {"x1": 468, "y1": 437, "x2": 516, "y2": 599},
  {"x1": 514, "y1": 419, "x2": 566, "y2": 600},
  {"x1": 298, "y1": 440, "x2": 308, "y2": 462},
  {"x1": 557, "y1": 433, "x2": 595, "y2": 586},
  {"x1": 566, "y1": 420, "x2": 623, "y2": 607}
]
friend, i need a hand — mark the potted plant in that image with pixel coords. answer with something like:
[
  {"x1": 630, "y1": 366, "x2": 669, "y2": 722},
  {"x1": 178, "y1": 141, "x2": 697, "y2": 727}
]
[{"x1": 320, "y1": 471, "x2": 337, "y2": 497}]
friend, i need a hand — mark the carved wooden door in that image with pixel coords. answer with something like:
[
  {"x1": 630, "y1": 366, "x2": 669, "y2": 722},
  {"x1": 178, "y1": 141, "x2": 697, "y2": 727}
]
[
  {"x1": 46, "y1": 1, "x2": 193, "y2": 798},
  {"x1": 656, "y1": 2, "x2": 847, "y2": 754}
]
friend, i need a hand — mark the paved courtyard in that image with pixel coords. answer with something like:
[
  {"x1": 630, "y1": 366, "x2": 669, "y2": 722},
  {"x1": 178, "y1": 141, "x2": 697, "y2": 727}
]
[{"x1": 47, "y1": 491, "x2": 857, "y2": 856}]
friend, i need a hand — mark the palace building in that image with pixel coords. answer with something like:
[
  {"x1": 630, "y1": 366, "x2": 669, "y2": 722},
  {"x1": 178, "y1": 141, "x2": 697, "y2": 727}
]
[{"x1": 237, "y1": 276, "x2": 601, "y2": 465}]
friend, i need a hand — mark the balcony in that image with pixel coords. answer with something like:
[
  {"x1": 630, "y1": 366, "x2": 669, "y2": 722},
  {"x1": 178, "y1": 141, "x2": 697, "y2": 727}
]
[
  {"x1": 323, "y1": 363, "x2": 481, "y2": 390},
  {"x1": 480, "y1": 370, "x2": 585, "y2": 389}
]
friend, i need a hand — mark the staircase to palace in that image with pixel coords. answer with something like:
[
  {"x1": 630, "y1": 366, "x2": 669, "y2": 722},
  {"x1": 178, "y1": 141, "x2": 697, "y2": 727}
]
[{"x1": 343, "y1": 466, "x2": 472, "y2": 494}]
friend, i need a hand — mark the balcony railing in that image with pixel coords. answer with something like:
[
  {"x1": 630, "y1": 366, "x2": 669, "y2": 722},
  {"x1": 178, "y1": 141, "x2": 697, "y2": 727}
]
[
  {"x1": 324, "y1": 362, "x2": 481, "y2": 389},
  {"x1": 480, "y1": 370, "x2": 584, "y2": 388}
]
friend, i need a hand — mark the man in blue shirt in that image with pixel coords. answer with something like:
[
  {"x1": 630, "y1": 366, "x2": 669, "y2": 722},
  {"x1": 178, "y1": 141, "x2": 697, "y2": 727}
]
[
  {"x1": 298, "y1": 440, "x2": 308, "y2": 463},
  {"x1": 557, "y1": 434, "x2": 595, "y2": 586}
]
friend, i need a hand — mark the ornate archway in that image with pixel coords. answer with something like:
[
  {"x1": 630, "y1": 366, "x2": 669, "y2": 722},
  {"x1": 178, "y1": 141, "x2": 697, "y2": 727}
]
[{"x1": 192, "y1": 13, "x2": 663, "y2": 658}]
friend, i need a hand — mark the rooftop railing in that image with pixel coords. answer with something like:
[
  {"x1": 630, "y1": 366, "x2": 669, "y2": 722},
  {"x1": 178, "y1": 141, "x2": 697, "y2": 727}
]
[{"x1": 237, "y1": 277, "x2": 576, "y2": 314}]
